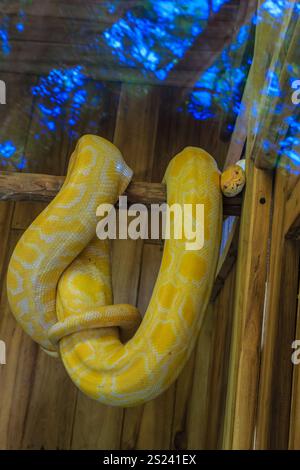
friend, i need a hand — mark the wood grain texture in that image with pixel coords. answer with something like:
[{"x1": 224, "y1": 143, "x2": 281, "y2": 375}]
[
  {"x1": 0, "y1": 230, "x2": 36, "y2": 450},
  {"x1": 289, "y1": 275, "x2": 300, "y2": 449},
  {"x1": 256, "y1": 170, "x2": 300, "y2": 449},
  {"x1": 205, "y1": 267, "x2": 237, "y2": 449},
  {"x1": 0, "y1": 71, "x2": 37, "y2": 286},
  {"x1": 223, "y1": 160, "x2": 273, "y2": 449},
  {"x1": 269, "y1": 240, "x2": 299, "y2": 449},
  {"x1": 0, "y1": 202, "x2": 14, "y2": 285},
  {"x1": 0, "y1": 170, "x2": 242, "y2": 216},
  {"x1": 285, "y1": 176, "x2": 300, "y2": 239},
  {"x1": 212, "y1": 218, "x2": 239, "y2": 301},
  {"x1": 183, "y1": 306, "x2": 216, "y2": 449},
  {"x1": 0, "y1": 73, "x2": 39, "y2": 449},
  {"x1": 121, "y1": 243, "x2": 175, "y2": 450}
]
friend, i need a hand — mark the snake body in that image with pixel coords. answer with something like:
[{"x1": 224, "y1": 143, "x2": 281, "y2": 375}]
[{"x1": 7, "y1": 135, "x2": 242, "y2": 406}]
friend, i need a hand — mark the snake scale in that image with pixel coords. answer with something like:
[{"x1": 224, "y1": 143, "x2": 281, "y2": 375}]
[{"x1": 7, "y1": 135, "x2": 245, "y2": 406}]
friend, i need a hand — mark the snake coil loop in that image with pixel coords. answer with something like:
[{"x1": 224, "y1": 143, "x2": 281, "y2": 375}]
[{"x1": 48, "y1": 304, "x2": 141, "y2": 347}]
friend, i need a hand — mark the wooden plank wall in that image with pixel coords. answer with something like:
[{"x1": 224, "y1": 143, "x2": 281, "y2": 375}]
[{"x1": 255, "y1": 170, "x2": 300, "y2": 450}]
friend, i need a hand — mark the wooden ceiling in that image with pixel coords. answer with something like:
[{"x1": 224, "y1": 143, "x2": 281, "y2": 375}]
[{"x1": 0, "y1": 0, "x2": 256, "y2": 86}]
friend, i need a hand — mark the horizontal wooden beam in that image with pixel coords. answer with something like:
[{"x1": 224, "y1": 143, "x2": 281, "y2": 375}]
[{"x1": 0, "y1": 171, "x2": 242, "y2": 216}]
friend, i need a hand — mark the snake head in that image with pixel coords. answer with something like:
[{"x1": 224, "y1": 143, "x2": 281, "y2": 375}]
[{"x1": 220, "y1": 160, "x2": 246, "y2": 197}]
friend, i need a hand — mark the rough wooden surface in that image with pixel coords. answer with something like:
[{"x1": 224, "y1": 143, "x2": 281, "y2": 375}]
[
  {"x1": 289, "y1": 274, "x2": 300, "y2": 449},
  {"x1": 223, "y1": 160, "x2": 273, "y2": 449},
  {"x1": 285, "y1": 177, "x2": 300, "y2": 239},
  {"x1": 205, "y1": 266, "x2": 237, "y2": 448},
  {"x1": 212, "y1": 218, "x2": 239, "y2": 301},
  {"x1": 256, "y1": 171, "x2": 300, "y2": 449}
]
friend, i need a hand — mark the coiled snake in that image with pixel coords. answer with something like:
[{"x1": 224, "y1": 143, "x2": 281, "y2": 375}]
[{"x1": 7, "y1": 135, "x2": 245, "y2": 406}]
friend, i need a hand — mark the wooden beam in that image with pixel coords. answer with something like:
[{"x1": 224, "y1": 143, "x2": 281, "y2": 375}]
[{"x1": 0, "y1": 171, "x2": 242, "y2": 216}]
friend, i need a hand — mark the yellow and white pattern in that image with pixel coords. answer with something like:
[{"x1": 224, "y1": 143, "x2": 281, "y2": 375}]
[{"x1": 7, "y1": 135, "x2": 223, "y2": 406}]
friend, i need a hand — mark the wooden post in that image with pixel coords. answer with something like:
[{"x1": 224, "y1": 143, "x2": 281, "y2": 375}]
[
  {"x1": 289, "y1": 275, "x2": 300, "y2": 449},
  {"x1": 256, "y1": 171, "x2": 300, "y2": 449},
  {"x1": 223, "y1": 159, "x2": 273, "y2": 449}
]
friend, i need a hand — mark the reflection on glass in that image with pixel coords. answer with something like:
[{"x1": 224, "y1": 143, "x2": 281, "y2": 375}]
[
  {"x1": 0, "y1": 0, "x2": 299, "y2": 172},
  {"x1": 103, "y1": 0, "x2": 229, "y2": 80}
]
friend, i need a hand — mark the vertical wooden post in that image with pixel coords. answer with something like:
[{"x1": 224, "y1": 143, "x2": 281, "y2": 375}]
[
  {"x1": 289, "y1": 276, "x2": 300, "y2": 449},
  {"x1": 223, "y1": 160, "x2": 273, "y2": 449},
  {"x1": 287, "y1": 176, "x2": 300, "y2": 449},
  {"x1": 256, "y1": 171, "x2": 300, "y2": 449},
  {"x1": 205, "y1": 266, "x2": 237, "y2": 449}
]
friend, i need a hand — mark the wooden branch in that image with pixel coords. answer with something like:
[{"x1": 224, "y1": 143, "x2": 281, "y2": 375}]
[{"x1": 0, "y1": 171, "x2": 242, "y2": 216}]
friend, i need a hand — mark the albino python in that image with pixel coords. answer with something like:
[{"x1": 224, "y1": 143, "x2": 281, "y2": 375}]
[{"x1": 7, "y1": 135, "x2": 245, "y2": 406}]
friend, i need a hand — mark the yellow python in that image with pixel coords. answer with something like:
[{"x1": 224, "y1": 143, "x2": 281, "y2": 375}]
[{"x1": 7, "y1": 135, "x2": 245, "y2": 406}]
